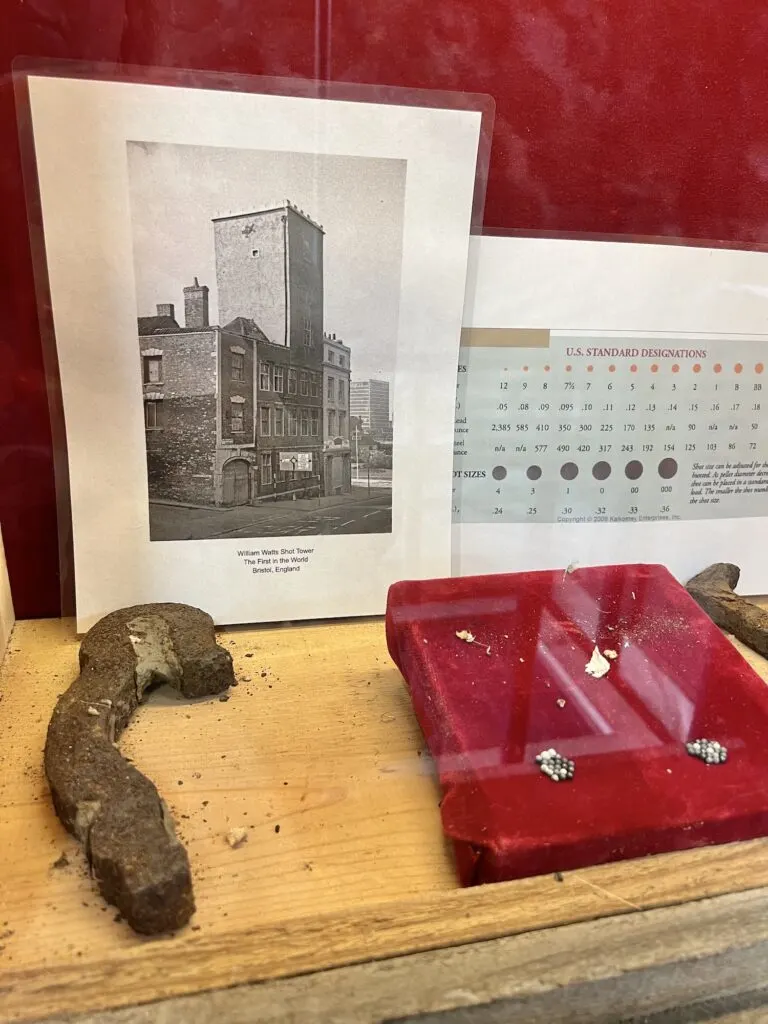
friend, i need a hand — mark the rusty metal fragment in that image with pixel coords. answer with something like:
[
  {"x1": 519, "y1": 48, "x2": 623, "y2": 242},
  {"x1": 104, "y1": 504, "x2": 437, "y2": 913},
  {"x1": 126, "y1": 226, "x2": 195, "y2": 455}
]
[
  {"x1": 686, "y1": 562, "x2": 768, "y2": 659},
  {"x1": 45, "y1": 603, "x2": 233, "y2": 934}
]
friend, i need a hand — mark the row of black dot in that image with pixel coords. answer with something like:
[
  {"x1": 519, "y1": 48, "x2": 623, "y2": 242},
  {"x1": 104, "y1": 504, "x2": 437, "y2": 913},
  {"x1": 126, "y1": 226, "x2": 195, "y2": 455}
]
[{"x1": 491, "y1": 458, "x2": 679, "y2": 482}]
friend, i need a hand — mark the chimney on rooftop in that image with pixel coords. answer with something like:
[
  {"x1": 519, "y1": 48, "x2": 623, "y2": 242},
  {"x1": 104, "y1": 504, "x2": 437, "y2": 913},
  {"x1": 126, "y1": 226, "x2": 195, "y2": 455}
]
[
  {"x1": 183, "y1": 276, "x2": 209, "y2": 329},
  {"x1": 156, "y1": 303, "x2": 175, "y2": 320}
]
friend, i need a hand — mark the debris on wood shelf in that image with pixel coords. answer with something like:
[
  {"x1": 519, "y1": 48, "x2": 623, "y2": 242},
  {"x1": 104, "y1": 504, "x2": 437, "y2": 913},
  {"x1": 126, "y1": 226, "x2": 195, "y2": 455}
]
[
  {"x1": 585, "y1": 646, "x2": 611, "y2": 679},
  {"x1": 44, "y1": 602, "x2": 234, "y2": 935},
  {"x1": 225, "y1": 827, "x2": 248, "y2": 849}
]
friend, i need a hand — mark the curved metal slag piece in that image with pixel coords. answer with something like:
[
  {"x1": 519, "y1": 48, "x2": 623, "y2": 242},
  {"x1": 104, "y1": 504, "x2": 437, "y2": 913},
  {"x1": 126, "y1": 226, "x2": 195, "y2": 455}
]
[{"x1": 45, "y1": 603, "x2": 234, "y2": 934}]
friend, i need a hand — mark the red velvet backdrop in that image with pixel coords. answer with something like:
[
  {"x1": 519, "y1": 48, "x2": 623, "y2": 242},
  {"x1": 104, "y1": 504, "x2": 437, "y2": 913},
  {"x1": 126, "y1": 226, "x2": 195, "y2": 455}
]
[{"x1": 3, "y1": 0, "x2": 768, "y2": 619}]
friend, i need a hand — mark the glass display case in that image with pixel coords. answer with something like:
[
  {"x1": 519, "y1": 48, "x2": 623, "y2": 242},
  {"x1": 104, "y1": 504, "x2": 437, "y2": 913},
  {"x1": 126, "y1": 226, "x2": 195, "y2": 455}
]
[{"x1": 4, "y1": 5, "x2": 768, "y2": 1024}]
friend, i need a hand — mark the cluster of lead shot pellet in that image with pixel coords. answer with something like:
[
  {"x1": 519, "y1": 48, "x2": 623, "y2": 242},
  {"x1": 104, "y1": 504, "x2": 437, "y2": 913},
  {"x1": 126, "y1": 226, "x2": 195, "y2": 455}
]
[
  {"x1": 686, "y1": 738, "x2": 728, "y2": 764},
  {"x1": 535, "y1": 748, "x2": 575, "y2": 781}
]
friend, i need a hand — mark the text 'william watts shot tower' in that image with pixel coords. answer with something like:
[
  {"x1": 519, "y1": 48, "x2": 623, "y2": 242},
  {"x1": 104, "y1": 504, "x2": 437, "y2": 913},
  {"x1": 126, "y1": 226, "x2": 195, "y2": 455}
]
[{"x1": 139, "y1": 201, "x2": 353, "y2": 509}]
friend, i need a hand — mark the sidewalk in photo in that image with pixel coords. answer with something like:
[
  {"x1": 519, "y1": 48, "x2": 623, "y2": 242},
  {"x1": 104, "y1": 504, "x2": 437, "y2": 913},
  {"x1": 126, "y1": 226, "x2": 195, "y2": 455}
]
[
  {"x1": 149, "y1": 488, "x2": 392, "y2": 541},
  {"x1": 351, "y1": 478, "x2": 392, "y2": 489},
  {"x1": 150, "y1": 488, "x2": 391, "y2": 515}
]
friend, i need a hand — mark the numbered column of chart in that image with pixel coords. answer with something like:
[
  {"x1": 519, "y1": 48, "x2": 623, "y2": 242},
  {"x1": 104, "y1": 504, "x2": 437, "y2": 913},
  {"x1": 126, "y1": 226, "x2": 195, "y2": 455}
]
[{"x1": 453, "y1": 336, "x2": 768, "y2": 525}]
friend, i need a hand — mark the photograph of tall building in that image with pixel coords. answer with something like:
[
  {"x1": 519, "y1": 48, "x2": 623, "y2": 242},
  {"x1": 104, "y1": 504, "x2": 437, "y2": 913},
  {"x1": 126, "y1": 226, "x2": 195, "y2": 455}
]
[
  {"x1": 128, "y1": 143, "x2": 403, "y2": 540},
  {"x1": 350, "y1": 379, "x2": 392, "y2": 440}
]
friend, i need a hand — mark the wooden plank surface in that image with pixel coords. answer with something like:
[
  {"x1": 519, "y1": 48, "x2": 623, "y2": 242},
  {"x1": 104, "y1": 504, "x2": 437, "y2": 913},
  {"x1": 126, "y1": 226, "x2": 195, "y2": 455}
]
[
  {"x1": 2, "y1": 614, "x2": 768, "y2": 1022},
  {"x1": 38, "y1": 884, "x2": 768, "y2": 1024}
]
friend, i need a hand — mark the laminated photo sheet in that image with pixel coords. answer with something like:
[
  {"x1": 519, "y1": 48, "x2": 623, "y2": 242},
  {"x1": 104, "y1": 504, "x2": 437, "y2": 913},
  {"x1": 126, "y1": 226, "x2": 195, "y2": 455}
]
[
  {"x1": 455, "y1": 234, "x2": 768, "y2": 592},
  {"x1": 0, "y1": 527, "x2": 14, "y2": 661},
  {"x1": 24, "y1": 72, "x2": 487, "y2": 629}
]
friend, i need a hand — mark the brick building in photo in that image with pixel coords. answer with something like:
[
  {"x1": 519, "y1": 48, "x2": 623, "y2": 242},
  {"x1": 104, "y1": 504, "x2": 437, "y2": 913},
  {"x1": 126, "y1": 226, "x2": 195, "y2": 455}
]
[
  {"x1": 139, "y1": 282, "x2": 258, "y2": 508},
  {"x1": 322, "y1": 332, "x2": 352, "y2": 495},
  {"x1": 139, "y1": 202, "x2": 338, "y2": 506}
]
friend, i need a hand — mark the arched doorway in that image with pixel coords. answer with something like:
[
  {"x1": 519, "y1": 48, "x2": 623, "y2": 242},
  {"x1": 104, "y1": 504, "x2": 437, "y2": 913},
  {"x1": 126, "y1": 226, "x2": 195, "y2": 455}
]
[{"x1": 222, "y1": 459, "x2": 250, "y2": 506}]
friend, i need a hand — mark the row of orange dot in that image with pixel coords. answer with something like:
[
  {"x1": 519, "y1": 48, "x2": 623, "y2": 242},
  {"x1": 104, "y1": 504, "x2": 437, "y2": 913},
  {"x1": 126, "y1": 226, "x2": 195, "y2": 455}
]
[{"x1": 522, "y1": 363, "x2": 765, "y2": 374}]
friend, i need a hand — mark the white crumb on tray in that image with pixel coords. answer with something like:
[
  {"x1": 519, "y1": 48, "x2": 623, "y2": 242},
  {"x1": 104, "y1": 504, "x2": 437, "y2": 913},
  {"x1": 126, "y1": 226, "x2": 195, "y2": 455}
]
[
  {"x1": 585, "y1": 647, "x2": 611, "y2": 679},
  {"x1": 455, "y1": 629, "x2": 491, "y2": 654},
  {"x1": 226, "y1": 827, "x2": 249, "y2": 849},
  {"x1": 603, "y1": 649, "x2": 618, "y2": 660}
]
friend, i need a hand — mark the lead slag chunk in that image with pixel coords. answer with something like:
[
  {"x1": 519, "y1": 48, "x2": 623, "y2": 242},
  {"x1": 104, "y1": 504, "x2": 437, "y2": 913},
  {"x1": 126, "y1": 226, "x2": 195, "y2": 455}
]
[
  {"x1": 535, "y1": 747, "x2": 575, "y2": 782},
  {"x1": 686, "y1": 738, "x2": 728, "y2": 765}
]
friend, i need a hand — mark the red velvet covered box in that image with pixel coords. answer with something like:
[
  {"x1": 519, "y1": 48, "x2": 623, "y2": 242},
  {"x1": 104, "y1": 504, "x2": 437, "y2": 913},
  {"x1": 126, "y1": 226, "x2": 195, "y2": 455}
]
[{"x1": 386, "y1": 564, "x2": 768, "y2": 885}]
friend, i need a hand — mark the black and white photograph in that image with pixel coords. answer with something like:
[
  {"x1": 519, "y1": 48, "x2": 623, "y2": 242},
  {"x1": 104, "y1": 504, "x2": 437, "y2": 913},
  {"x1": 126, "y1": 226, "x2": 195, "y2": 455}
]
[
  {"x1": 129, "y1": 143, "x2": 402, "y2": 541},
  {"x1": 27, "y1": 73, "x2": 483, "y2": 626}
]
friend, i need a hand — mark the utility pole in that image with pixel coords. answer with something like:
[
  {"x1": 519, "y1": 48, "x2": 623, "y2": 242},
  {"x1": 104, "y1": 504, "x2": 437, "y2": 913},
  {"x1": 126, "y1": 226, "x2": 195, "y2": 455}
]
[{"x1": 353, "y1": 426, "x2": 360, "y2": 482}]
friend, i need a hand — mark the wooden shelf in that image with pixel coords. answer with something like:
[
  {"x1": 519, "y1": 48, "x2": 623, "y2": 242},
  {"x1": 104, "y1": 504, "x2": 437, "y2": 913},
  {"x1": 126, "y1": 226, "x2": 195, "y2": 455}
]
[{"x1": 2, "y1": 615, "x2": 768, "y2": 1023}]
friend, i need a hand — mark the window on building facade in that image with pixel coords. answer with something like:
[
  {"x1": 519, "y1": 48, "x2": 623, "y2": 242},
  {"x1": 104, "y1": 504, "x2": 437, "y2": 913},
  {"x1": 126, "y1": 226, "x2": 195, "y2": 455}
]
[
  {"x1": 144, "y1": 400, "x2": 162, "y2": 429},
  {"x1": 231, "y1": 352, "x2": 244, "y2": 382},
  {"x1": 339, "y1": 354, "x2": 346, "y2": 368},
  {"x1": 311, "y1": 373, "x2": 320, "y2": 398},
  {"x1": 311, "y1": 408, "x2": 320, "y2": 436},
  {"x1": 338, "y1": 380, "x2": 345, "y2": 405},
  {"x1": 299, "y1": 371, "x2": 308, "y2": 396},
  {"x1": 273, "y1": 407, "x2": 284, "y2": 436},
  {"x1": 260, "y1": 406, "x2": 271, "y2": 435},
  {"x1": 231, "y1": 400, "x2": 244, "y2": 433},
  {"x1": 303, "y1": 316, "x2": 312, "y2": 346},
  {"x1": 261, "y1": 452, "x2": 273, "y2": 486},
  {"x1": 328, "y1": 409, "x2": 336, "y2": 436},
  {"x1": 259, "y1": 362, "x2": 271, "y2": 391},
  {"x1": 339, "y1": 411, "x2": 347, "y2": 437},
  {"x1": 327, "y1": 349, "x2": 334, "y2": 364},
  {"x1": 300, "y1": 410, "x2": 310, "y2": 436},
  {"x1": 273, "y1": 365, "x2": 284, "y2": 392},
  {"x1": 288, "y1": 368, "x2": 297, "y2": 394},
  {"x1": 286, "y1": 407, "x2": 297, "y2": 436},
  {"x1": 143, "y1": 355, "x2": 162, "y2": 384},
  {"x1": 327, "y1": 376, "x2": 334, "y2": 401}
]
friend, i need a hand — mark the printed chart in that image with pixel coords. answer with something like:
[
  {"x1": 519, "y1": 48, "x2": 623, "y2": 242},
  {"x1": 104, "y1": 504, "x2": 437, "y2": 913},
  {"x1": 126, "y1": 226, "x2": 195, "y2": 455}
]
[{"x1": 453, "y1": 331, "x2": 768, "y2": 526}]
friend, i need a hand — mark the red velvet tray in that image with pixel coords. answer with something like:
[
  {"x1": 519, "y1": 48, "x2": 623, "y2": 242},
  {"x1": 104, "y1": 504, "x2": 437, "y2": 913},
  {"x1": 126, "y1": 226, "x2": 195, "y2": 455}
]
[{"x1": 386, "y1": 564, "x2": 768, "y2": 885}]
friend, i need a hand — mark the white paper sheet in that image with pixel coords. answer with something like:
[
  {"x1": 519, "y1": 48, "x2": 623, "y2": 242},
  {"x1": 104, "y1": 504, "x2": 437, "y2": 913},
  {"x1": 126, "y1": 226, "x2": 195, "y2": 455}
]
[
  {"x1": 26, "y1": 75, "x2": 482, "y2": 629},
  {"x1": 0, "y1": 527, "x2": 14, "y2": 661},
  {"x1": 454, "y1": 235, "x2": 768, "y2": 592}
]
